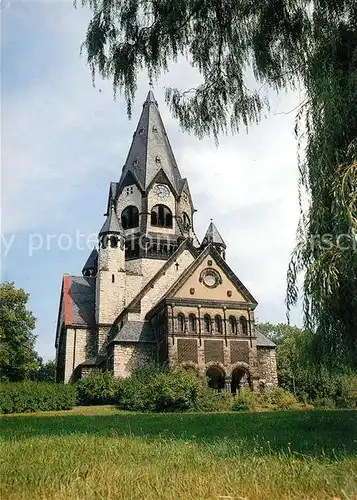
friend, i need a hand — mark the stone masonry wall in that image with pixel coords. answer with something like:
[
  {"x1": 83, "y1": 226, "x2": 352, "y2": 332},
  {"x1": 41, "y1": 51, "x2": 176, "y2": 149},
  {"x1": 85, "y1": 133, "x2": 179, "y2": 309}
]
[
  {"x1": 96, "y1": 270, "x2": 126, "y2": 325},
  {"x1": 257, "y1": 347, "x2": 278, "y2": 386},
  {"x1": 140, "y1": 249, "x2": 195, "y2": 319},
  {"x1": 63, "y1": 327, "x2": 96, "y2": 383},
  {"x1": 113, "y1": 343, "x2": 155, "y2": 378}
]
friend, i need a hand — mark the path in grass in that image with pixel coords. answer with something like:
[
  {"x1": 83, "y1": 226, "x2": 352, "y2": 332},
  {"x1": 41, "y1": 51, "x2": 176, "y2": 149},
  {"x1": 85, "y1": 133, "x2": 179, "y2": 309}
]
[{"x1": 1, "y1": 407, "x2": 356, "y2": 499}]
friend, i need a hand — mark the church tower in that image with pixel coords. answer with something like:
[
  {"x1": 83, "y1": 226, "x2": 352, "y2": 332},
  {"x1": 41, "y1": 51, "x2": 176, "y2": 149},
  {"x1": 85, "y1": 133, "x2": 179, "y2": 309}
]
[
  {"x1": 55, "y1": 89, "x2": 278, "y2": 388},
  {"x1": 105, "y1": 91, "x2": 196, "y2": 283}
]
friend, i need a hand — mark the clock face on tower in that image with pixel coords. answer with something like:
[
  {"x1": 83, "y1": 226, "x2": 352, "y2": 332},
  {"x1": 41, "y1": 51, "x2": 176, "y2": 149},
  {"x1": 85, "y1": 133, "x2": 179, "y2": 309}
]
[{"x1": 154, "y1": 184, "x2": 170, "y2": 198}]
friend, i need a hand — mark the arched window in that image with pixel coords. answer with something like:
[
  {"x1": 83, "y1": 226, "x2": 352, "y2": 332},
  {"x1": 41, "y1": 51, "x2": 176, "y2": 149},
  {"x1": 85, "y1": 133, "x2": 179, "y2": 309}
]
[
  {"x1": 121, "y1": 206, "x2": 139, "y2": 230},
  {"x1": 188, "y1": 314, "x2": 197, "y2": 332},
  {"x1": 203, "y1": 314, "x2": 211, "y2": 332},
  {"x1": 182, "y1": 212, "x2": 190, "y2": 230},
  {"x1": 229, "y1": 316, "x2": 237, "y2": 334},
  {"x1": 110, "y1": 236, "x2": 118, "y2": 248},
  {"x1": 240, "y1": 316, "x2": 248, "y2": 335},
  {"x1": 177, "y1": 313, "x2": 185, "y2": 332},
  {"x1": 215, "y1": 315, "x2": 223, "y2": 333},
  {"x1": 151, "y1": 205, "x2": 173, "y2": 228}
]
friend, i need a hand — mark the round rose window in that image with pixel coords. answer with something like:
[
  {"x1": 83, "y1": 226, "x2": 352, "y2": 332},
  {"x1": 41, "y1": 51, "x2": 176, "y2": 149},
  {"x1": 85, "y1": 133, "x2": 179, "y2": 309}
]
[{"x1": 200, "y1": 268, "x2": 221, "y2": 288}]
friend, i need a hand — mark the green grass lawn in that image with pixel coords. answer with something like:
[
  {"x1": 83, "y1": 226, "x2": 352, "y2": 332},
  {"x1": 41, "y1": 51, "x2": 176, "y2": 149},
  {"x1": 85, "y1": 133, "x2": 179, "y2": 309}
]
[{"x1": 1, "y1": 406, "x2": 356, "y2": 500}]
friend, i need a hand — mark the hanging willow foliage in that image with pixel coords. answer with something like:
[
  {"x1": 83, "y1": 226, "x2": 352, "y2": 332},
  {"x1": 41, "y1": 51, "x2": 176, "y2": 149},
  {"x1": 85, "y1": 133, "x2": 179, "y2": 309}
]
[{"x1": 79, "y1": 0, "x2": 357, "y2": 366}]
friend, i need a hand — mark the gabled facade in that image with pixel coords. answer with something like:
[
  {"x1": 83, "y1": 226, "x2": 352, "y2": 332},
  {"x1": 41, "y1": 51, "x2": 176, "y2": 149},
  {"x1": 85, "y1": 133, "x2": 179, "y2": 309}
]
[{"x1": 55, "y1": 92, "x2": 277, "y2": 391}]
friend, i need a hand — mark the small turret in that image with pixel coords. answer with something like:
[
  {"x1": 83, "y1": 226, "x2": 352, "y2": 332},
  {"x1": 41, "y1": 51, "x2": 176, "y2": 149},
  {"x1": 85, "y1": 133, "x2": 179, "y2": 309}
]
[
  {"x1": 95, "y1": 203, "x2": 126, "y2": 331},
  {"x1": 82, "y1": 248, "x2": 98, "y2": 277},
  {"x1": 99, "y1": 204, "x2": 123, "y2": 250},
  {"x1": 201, "y1": 220, "x2": 227, "y2": 259}
]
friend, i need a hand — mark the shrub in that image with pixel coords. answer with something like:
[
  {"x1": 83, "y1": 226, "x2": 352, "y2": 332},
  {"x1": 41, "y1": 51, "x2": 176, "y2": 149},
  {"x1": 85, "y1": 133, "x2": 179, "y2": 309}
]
[
  {"x1": 119, "y1": 368, "x2": 197, "y2": 412},
  {"x1": 336, "y1": 374, "x2": 357, "y2": 408},
  {"x1": 0, "y1": 382, "x2": 76, "y2": 414},
  {"x1": 195, "y1": 380, "x2": 233, "y2": 412},
  {"x1": 232, "y1": 389, "x2": 257, "y2": 412},
  {"x1": 313, "y1": 397, "x2": 336, "y2": 409},
  {"x1": 76, "y1": 370, "x2": 123, "y2": 405},
  {"x1": 118, "y1": 367, "x2": 233, "y2": 413},
  {"x1": 261, "y1": 387, "x2": 299, "y2": 410}
]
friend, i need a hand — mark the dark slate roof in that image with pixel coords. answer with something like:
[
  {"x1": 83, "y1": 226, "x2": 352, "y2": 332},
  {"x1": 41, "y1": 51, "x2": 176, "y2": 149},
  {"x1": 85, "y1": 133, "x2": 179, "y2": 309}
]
[
  {"x1": 255, "y1": 330, "x2": 276, "y2": 348},
  {"x1": 79, "y1": 358, "x2": 98, "y2": 366},
  {"x1": 201, "y1": 221, "x2": 226, "y2": 248},
  {"x1": 82, "y1": 248, "x2": 98, "y2": 274},
  {"x1": 65, "y1": 276, "x2": 96, "y2": 327},
  {"x1": 99, "y1": 206, "x2": 122, "y2": 235},
  {"x1": 118, "y1": 91, "x2": 183, "y2": 194},
  {"x1": 113, "y1": 321, "x2": 155, "y2": 343}
]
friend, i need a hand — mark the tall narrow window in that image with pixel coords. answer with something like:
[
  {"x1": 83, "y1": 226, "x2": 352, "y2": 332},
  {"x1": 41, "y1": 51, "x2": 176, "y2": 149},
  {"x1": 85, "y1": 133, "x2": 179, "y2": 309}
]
[
  {"x1": 203, "y1": 314, "x2": 211, "y2": 333},
  {"x1": 215, "y1": 315, "x2": 223, "y2": 333},
  {"x1": 240, "y1": 316, "x2": 248, "y2": 335},
  {"x1": 151, "y1": 205, "x2": 173, "y2": 228},
  {"x1": 229, "y1": 316, "x2": 237, "y2": 334},
  {"x1": 177, "y1": 313, "x2": 185, "y2": 332},
  {"x1": 189, "y1": 314, "x2": 197, "y2": 332},
  {"x1": 182, "y1": 212, "x2": 190, "y2": 230}
]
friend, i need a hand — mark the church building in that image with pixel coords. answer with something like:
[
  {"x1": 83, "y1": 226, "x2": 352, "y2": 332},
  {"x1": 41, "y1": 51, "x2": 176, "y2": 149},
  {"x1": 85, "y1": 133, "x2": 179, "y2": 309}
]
[{"x1": 55, "y1": 91, "x2": 277, "y2": 392}]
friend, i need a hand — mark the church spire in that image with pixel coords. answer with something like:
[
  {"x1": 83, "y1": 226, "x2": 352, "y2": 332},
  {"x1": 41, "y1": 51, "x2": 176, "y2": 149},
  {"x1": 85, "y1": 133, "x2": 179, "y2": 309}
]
[{"x1": 118, "y1": 90, "x2": 183, "y2": 194}]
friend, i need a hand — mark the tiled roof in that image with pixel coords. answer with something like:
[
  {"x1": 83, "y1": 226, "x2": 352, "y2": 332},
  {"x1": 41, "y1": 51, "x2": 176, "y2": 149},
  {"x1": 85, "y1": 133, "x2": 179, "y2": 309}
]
[
  {"x1": 113, "y1": 321, "x2": 154, "y2": 343},
  {"x1": 63, "y1": 275, "x2": 96, "y2": 327},
  {"x1": 255, "y1": 330, "x2": 276, "y2": 347}
]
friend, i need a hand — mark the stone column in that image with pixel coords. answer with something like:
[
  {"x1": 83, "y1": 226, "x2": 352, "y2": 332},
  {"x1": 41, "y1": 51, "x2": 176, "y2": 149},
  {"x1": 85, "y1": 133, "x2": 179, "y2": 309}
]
[{"x1": 224, "y1": 375, "x2": 232, "y2": 393}]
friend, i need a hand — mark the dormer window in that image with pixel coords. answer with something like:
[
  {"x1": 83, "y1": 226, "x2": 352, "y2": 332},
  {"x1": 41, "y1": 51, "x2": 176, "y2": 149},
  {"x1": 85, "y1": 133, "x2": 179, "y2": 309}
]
[
  {"x1": 133, "y1": 159, "x2": 139, "y2": 166},
  {"x1": 138, "y1": 128, "x2": 144, "y2": 135},
  {"x1": 152, "y1": 126, "x2": 158, "y2": 133},
  {"x1": 155, "y1": 155, "x2": 161, "y2": 163}
]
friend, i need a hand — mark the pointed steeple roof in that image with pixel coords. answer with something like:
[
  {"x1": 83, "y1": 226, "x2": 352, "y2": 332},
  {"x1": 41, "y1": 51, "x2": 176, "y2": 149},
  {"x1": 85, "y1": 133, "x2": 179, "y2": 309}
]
[
  {"x1": 82, "y1": 248, "x2": 98, "y2": 275},
  {"x1": 118, "y1": 91, "x2": 183, "y2": 194},
  {"x1": 202, "y1": 221, "x2": 226, "y2": 248},
  {"x1": 99, "y1": 205, "x2": 122, "y2": 235}
]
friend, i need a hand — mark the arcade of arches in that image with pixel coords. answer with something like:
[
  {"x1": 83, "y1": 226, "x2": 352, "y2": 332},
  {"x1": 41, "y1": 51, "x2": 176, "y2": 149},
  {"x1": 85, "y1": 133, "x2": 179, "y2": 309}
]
[{"x1": 204, "y1": 365, "x2": 251, "y2": 394}]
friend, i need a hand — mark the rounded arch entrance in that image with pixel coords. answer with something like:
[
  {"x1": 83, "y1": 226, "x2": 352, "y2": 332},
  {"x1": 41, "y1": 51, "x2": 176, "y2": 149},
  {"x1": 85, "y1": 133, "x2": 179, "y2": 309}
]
[
  {"x1": 205, "y1": 363, "x2": 226, "y2": 391},
  {"x1": 230, "y1": 363, "x2": 252, "y2": 394}
]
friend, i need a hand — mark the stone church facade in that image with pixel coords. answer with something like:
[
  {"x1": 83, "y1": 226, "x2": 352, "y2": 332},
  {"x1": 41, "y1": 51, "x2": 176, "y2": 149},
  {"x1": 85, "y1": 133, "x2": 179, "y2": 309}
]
[{"x1": 55, "y1": 91, "x2": 277, "y2": 392}]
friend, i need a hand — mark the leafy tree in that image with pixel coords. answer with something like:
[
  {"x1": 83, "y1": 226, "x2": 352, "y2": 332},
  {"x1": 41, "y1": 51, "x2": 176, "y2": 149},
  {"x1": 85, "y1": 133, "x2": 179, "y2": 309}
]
[
  {"x1": 79, "y1": 0, "x2": 357, "y2": 366},
  {"x1": 258, "y1": 322, "x2": 354, "y2": 403},
  {"x1": 0, "y1": 282, "x2": 39, "y2": 381},
  {"x1": 34, "y1": 359, "x2": 56, "y2": 382},
  {"x1": 257, "y1": 322, "x2": 304, "y2": 347}
]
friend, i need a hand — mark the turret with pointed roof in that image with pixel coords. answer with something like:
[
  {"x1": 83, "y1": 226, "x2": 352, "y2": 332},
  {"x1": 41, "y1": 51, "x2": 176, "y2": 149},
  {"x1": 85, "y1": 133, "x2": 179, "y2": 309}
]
[
  {"x1": 82, "y1": 248, "x2": 98, "y2": 277},
  {"x1": 201, "y1": 221, "x2": 227, "y2": 259},
  {"x1": 99, "y1": 204, "x2": 122, "y2": 236}
]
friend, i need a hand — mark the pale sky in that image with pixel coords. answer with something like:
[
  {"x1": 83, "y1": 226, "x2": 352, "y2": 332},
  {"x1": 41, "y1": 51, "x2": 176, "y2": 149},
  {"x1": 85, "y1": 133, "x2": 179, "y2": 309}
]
[{"x1": 1, "y1": 1, "x2": 302, "y2": 360}]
